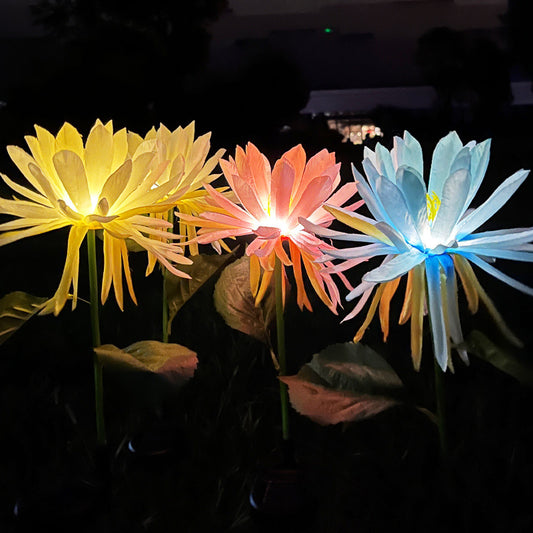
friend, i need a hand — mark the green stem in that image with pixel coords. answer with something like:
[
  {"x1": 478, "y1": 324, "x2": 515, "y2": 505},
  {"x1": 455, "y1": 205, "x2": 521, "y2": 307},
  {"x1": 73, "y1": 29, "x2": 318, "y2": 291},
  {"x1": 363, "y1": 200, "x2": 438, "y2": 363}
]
[
  {"x1": 434, "y1": 357, "x2": 447, "y2": 459},
  {"x1": 274, "y1": 256, "x2": 290, "y2": 441},
  {"x1": 162, "y1": 209, "x2": 174, "y2": 343},
  {"x1": 87, "y1": 230, "x2": 106, "y2": 446}
]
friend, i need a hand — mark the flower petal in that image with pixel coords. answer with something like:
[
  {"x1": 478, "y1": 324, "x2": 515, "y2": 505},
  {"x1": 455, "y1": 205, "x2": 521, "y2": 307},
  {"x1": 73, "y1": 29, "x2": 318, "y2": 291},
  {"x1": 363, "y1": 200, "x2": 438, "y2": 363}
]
[
  {"x1": 425, "y1": 256, "x2": 449, "y2": 371},
  {"x1": 363, "y1": 248, "x2": 426, "y2": 283},
  {"x1": 432, "y1": 168, "x2": 471, "y2": 243},
  {"x1": 53, "y1": 150, "x2": 92, "y2": 212},
  {"x1": 456, "y1": 169, "x2": 529, "y2": 239},
  {"x1": 84, "y1": 122, "x2": 114, "y2": 194},
  {"x1": 394, "y1": 131, "x2": 423, "y2": 176},
  {"x1": 271, "y1": 158, "x2": 295, "y2": 221},
  {"x1": 428, "y1": 131, "x2": 463, "y2": 198},
  {"x1": 375, "y1": 176, "x2": 421, "y2": 245},
  {"x1": 460, "y1": 251, "x2": 533, "y2": 296}
]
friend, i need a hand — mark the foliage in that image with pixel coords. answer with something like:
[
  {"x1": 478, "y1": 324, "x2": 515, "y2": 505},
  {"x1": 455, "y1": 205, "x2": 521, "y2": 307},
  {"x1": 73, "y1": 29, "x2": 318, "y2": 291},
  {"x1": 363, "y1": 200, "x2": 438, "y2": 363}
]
[
  {"x1": 281, "y1": 342, "x2": 404, "y2": 425},
  {"x1": 213, "y1": 256, "x2": 275, "y2": 345},
  {"x1": 0, "y1": 291, "x2": 48, "y2": 346}
]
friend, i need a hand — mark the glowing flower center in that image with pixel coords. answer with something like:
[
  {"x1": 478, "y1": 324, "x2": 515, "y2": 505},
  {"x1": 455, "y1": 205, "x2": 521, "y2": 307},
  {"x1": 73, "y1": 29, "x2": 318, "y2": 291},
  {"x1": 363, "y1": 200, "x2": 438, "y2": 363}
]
[
  {"x1": 259, "y1": 215, "x2": 293, "y2": 236},
  {"x1": 426, "y1": 191, "x2": 441, "y2": 222}
]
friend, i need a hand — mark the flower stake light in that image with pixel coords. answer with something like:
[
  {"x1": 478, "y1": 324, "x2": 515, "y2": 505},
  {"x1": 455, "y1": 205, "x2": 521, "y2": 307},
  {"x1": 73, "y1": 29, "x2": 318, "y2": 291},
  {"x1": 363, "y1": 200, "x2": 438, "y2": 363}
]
[
  {"x1": 180, "y1": 143, "x2": 360, "y2": 441},
  {"x1": 305, "y1": 131, "x2": 532, "y2": 454},
  {"x1": 127, "y1": 122, "x2": 225, "y2": 342},
  {"x1": 0, "y1": 120, "x2": 193, "y2": 444}
]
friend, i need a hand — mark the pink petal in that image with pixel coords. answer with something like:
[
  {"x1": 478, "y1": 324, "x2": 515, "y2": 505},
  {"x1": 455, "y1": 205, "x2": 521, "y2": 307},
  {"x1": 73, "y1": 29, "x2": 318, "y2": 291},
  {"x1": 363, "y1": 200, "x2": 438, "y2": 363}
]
[
  {"x1": 204, "y1": 184, "x2": 257, "y2": 225},
  {"x1": 271, "y1": 158, "x2": 295, "y2": 221},
  {"x1": 286, "y1": 175, "x2": 333, "y2": 226}
]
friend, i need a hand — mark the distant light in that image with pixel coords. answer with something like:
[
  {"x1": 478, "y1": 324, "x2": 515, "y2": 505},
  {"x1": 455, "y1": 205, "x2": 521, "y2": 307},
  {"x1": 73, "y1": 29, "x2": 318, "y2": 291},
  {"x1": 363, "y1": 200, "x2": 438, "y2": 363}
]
[{"x1": 324, "y1": 28, "x2": 333, "y2": 34}]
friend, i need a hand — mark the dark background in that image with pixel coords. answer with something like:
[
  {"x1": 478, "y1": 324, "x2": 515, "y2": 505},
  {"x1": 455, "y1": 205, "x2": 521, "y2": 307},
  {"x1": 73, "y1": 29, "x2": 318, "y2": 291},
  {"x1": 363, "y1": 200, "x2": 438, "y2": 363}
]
[{"x1": 0, "y1": 1, "x2": 532, "y2": 531}]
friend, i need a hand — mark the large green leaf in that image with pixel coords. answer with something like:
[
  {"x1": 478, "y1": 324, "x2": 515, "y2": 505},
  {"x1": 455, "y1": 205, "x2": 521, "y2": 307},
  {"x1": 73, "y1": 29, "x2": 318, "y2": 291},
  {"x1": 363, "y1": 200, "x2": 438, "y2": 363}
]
[
  {"x1": 213, "y1": 256, "x2": 275, "y2": 344},
  {"x1": 280, "y1": 342, "x2": 404, "y2": 425},
  {"x1": 165, "y1": 249, "x2": 239, "y2": 335},
  {"x1": 95, "y1": 340, "x2": 197, "y2": 386},
  {"x1": 0, "y1": 291, "x2": 48, "y2": 346},
  {"x1": 466, "y1": 330, "x2": 533, "y2": 386}
]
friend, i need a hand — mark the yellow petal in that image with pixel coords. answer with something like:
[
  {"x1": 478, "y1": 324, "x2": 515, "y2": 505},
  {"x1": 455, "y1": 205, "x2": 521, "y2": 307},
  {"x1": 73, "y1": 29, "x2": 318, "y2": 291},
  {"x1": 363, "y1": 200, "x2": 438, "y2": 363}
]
[
  {"x1": 453, "y1": 255, "x2": 479, "y2": 314},
  {"x1": 84, "y1": 123, "x2": 114, "y2": 194},
  {"x1": 0, "y1": 218, "x2": 70, "y2": 246},
  {"x1": 6, "y1": 146, "x2": 49, "y2": 196},
  {"x1": 99, "y1": 159, "x2": 132, "y2": 209},
  {"x1": 1, "y1": 172, "x2": 52, "y2": 207},
  {"x1": 289, "y1": 241, "x2": 312, "y2": 311},
  {"x1": 53, "y1": 151, "x2": 92, "y2": 212},
  {"x1": 111, "y1": 128, "x2": 129, "y2": 173},
  {"x1": 127, "y1": 131, "x2": 144, "y2": 156},
  {"x1": 101, "y1": 231, "x2": 114, "y2": 306},
  {"x1": 40, "y1": 225, "x2": 88, "y2": 316},
  {"x1": 250, "y1": 253, "x2": 261, "y2": 297},
  {"x1": 255, "y1": 267, "x2": 273, "y2": 306},
  {"x1": 379, "y1": 276, "x2": 401, "y2": 342},
  {"x1": 34, "y1": 126, "x2": 58, "y2": 176},
  {"x1": 55, "y1": 122, "x2": 84, "y2": 158},
  {"x1": 323, "y1": 205, "x2": 392, "y2": 245},
  {"x1": 399, "y1": 268, "x2": 414, "y2": 325},
  {"x1": 121, "y1": 239, "x2": 137, "y2": 305},
  {"x1": 354, "y1": 284, "x2": 385, "y2": 343}
]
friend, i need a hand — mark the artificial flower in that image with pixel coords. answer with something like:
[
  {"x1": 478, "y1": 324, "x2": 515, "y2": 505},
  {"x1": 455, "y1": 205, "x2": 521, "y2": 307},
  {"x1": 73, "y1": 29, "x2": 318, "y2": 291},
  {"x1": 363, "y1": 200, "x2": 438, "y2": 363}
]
[
  {"x1": 0, "y1": 120, "x2": 192, "y2": 315},
  {"x1": 127, "y1": 121, "x2": 225, "y2": 263},
  {"x1": 179, "y1": 143, "x2": 361, "y2": 312},
  {"x1": 305, "y1": 131, "x2": 532, "y2": 370}
]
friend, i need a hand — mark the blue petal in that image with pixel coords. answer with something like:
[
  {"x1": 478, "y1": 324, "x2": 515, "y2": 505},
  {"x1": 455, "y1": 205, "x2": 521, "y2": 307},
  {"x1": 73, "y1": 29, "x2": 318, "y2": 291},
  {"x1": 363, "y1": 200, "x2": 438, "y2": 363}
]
[
  {"x1": 466, "y1": 139, "x2": 491, "y2": 206},
  {"x1": 426, "y1": 255, "x2": 449, "y2": 371},
  {"x1": 432, "y1": 169, "x2": 471, "y2": 243},
  {"x1": 460, "y1": 251, "x2": 533, "y2": 296},
  {"x1": 375, "y1": 176, "x2": 421, "y2": 245},
  {"x1": 456, "y1": 169, "x2": 530, "y2": 239},
  {"x1": 363, "y1": 247, "x2": 426, "y2": 283},
  {"x1": 351, "y1": 164, "x2": 389, "y2": 222},
  {"x1": 374, "y1": 221, "x2": 410, "y2": 252},
  {"x1": 375, "y1": 142, "x2": 396, "y2": 181},
  {"x1": 362, "y1": 157, "x2": 380, "y2": 191},
  {"x1": 450, "y1": 146, "x2": 472, "y2": 175},
  {"x1": 438, "y1": 255, "x2": 468, "y2": 364},
  {"x1": 428, "y1": 131, "x2": 463, "y2": 198},
  {"x1": 455, "y1": 247, "x2": 533, "y2": 262},
  {"x1": 346, "y1": 280, "x2": 375, "y2": 302},
  {"x1": 459, "y1": 227, "x2": 533, "y2": 246},
  {"x1": 396, "y1": 166, "x2": 429, "y2": 234},
  {"x1": 394, "y1": 131, "x2": 424, "y2": 176}
]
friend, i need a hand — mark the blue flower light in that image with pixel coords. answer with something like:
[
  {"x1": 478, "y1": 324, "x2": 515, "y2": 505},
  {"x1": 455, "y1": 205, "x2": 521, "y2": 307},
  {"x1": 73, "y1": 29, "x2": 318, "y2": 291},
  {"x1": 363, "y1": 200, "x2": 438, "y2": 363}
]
[{"x1": 302, "y1": 131, "x2": 532, "y2": 371}]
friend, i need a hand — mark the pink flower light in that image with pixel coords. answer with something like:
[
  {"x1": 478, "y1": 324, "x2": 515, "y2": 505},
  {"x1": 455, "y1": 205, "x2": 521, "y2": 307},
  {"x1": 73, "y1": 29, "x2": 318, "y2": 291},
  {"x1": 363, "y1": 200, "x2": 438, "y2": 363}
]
[{"x1": 180, "y1": 143, "x2": 362, "y2": 312}]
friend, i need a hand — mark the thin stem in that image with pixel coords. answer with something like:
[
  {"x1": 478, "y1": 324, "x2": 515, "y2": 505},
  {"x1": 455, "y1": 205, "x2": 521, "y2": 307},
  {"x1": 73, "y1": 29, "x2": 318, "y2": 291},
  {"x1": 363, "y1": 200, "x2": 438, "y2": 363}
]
[
  {"x1": 274, "y1": 255, "x2": 290, "y2": 441},
  {"x1": 87, "y1": 230, "x2": 106, "y2": 446},
  {"x1": 162, "y1": 209, "x2": 174, "y2": 343},
  {"x1": 434, "y1": 357, "x2": 447, "y2": 459}
]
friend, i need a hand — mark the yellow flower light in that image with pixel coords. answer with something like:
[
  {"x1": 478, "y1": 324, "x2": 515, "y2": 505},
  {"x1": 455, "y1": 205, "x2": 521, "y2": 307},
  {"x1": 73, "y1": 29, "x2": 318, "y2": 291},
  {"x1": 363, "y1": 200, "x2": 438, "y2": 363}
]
[
  {"x1": 126, "y1": 121, "x2": 226, "y2": 264},
  {"x1": 0, "y1": 120, "x2": 193, "y2": 316}
]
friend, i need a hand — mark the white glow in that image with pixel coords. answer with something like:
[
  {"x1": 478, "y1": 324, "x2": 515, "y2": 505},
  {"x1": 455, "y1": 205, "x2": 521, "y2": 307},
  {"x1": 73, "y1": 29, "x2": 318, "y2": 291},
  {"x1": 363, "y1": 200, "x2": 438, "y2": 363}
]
[{"x1": 258, "y1": 216, "x2": 293, "y2": 237}]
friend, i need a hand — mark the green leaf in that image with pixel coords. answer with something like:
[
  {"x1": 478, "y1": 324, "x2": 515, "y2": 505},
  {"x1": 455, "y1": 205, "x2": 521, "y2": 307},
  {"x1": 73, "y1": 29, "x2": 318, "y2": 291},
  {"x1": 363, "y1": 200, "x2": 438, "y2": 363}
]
[
  {"x1": 0, "y1": 291, "x2": 48, "y2": 346},
  {"x1": 466, "y1": 330, "x2": 533, "y2": 387},
  {"x1": 213, "y1": 256, "x2": 275, "y2": 344},
  {"x1": 280, "y1": 342, "x2": 404, "y2": 425},
  {"x1": 308, "y1": 342, "x2": 404, "y2": 395},
  {"x1": 165, "y1": 248, "x2": 239, "y2": 335},
  {"x1": 95, "y1": 340, "x2": 197, "y2": 386}
]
